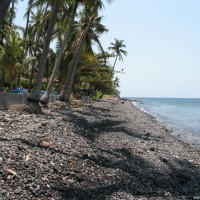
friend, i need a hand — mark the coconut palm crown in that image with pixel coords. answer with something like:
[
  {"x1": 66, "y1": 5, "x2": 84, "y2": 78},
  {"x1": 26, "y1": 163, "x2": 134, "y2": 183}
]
[{"x1": 108, "y1": 38, "x2": 127, "y2": 70}]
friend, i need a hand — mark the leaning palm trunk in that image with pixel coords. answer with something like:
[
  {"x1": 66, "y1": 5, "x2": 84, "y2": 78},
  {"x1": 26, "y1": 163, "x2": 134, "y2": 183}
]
[
  {"x1": 28, "y1": 0, "x2": 60, "y2": 101},
  {"x1": 41, "y1": 1, "x2": 79, "y2": 104},
  {"x1": 58, "y1": 17, "x2": 95, "y2": 102},
  {"x1": 58, "y1": 59, "x2": 74, "y2": 101},
  {"x1": 0, "y1": 0, "x2": 11, "y2": 23},
  {"x1": 112, "y1": 55, "x2": 118, "y2": 70},
  {"x1": 24, "y1": 0, "x2": 33, "y2": 38},
  {"x1": 24, "y1": 0, "x2": 33, "y2": 51},
  {"x1": 9, "y1": 0, "x2": 15, "y2": 27},
  {"x1": 28, "y1": 2, "x2": 49, "y2": 92},
  {"x1": 35, "y1": 2, "x2": 50, "y2": 46}
]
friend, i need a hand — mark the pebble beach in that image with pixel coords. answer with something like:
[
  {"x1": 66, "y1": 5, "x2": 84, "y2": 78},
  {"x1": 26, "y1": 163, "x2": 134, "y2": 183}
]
[{"x1": 0, "y1": 98, "x2": 200, "y2": 199}]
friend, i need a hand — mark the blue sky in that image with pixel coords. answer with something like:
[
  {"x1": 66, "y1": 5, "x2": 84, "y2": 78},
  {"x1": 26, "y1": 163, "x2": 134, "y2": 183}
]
[{"x1": 15, "y1": 0, "x2": 200, "y2": 98}]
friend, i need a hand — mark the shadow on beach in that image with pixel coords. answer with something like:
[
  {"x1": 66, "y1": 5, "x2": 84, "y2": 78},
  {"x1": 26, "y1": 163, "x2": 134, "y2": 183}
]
[
  {"x1": 52, "y1": 100, "x2": 200, "y2": 199},
  {"x1": 56, "y1": 146, "x2": 200, "y2": 199},
  {"x1": 1, "y1": 99, "x2": 200, "y2": 199}
]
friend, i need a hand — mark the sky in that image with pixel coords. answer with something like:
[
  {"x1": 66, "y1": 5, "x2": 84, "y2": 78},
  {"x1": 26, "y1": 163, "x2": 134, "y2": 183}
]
[{"x1": 15, "y1": 0, "x2": 200, "y2": 98}]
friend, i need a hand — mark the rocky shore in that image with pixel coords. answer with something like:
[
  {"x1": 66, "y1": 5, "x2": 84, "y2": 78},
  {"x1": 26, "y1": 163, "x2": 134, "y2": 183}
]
[{"x1": 0, "y1": 98, "x2": 200, "y2": 199}]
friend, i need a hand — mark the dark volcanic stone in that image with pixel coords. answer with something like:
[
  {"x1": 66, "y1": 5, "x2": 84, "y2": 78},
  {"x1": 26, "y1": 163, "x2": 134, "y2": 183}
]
[
  {"x1": 14, "y1": 188, "x2": 22, "y2": 194},
  {"x1": 149, "y1": 147, "x2": 155, "y2": 151},
  {"x1": 0, "y1": 98, "x2": 199, "y2": 200},
  {"x1": 1, "y1": 190, "x2": 7, "y2": 194}
]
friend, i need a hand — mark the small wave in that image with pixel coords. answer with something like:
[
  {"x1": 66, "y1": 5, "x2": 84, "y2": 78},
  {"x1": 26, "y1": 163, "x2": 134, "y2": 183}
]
[
  {"x1": 171, "y1": 127, "x2": 200, "y2": 150},
  {"x1": 132, "y1": 102, "x2": 138, "y2": 106},
  {"x1": 132, "y1": 102, "x2": 150, "y2": 114},
  {"x1": 140, "y1": 107, "x2": 149, "y2": 114}
]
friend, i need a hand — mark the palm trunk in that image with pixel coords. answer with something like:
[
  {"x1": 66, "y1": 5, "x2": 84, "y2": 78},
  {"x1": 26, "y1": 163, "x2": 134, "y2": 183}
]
[
  {"x1": 58, "y1": 17, "x2": 95, "y2": 102},
  {"x1": 17, "y1": 73, "x2": 20, "y2": 86},
  {"x1": 46, "y1": 62, "x2": 49, "y2": 83},
  {"x1": 9, "y1": 0, "x2": 15, "y2": 27},
  {"x1": 24, "y1": 0, "x2": 33, "y2": 53},
  {"x1": 0, "y1": 24, "x2": 4, "y2": 45},
  {"x1": 41, "y1": 1, "x2": 79, "y2": 104},
  {"x1": 34, "y1": 2, "x2": 49, "y2": 47},
  {"x1": 28, "y1": 2, "x2": 49, "y2": 92},
  {"x1": 9, "y1": 76, "x2": 15, "y2": 90},
  {"x1": 24, "y1": 0, "x2": 33, "y2": 38},
  {"x1": 0, "y1": 0, "x2": 12, "y2": 23},
  {"x1": 58, "y1": 61, "x2": 74, "y2": 101},
  {"x1": 0, "y1": 67, "x2": 6, "y2": 92},
  {"x1": 112, "y1": 55, "x2": 118, "y2": 70},
  {"x1": 28, "y1": 0, "x2": 60, "y2": 102},
  {"x1": 28, "y1": 64, "x2": 35, "y2": 92},
  {"x1": 56, "y1": 71, "x2": 65, "y2": 93}
]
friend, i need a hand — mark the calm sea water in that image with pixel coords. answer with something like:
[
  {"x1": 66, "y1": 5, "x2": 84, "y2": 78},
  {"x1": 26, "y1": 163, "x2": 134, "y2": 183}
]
[{"x1": 126, "y1": 97, "x2": 200, "y2": 136}]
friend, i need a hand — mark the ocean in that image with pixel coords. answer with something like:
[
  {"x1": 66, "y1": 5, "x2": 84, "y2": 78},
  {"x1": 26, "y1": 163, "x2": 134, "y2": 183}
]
[{"x1": 126, "y1": 97, "x2": 200, "y2": 148}]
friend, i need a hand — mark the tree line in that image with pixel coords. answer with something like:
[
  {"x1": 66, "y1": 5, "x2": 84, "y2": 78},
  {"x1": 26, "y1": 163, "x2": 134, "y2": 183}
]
[{"x1": 0, "y1": 0, "x2": 127, "y2": 104}]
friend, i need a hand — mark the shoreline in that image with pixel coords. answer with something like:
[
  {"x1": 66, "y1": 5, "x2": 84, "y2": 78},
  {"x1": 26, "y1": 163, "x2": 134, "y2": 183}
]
[
  {"x1": 129, "y1": 99, "x2": 200, "y2": 151},
  {"x1": 0, "y1": 98, "x2": 200, "y2": 199}
]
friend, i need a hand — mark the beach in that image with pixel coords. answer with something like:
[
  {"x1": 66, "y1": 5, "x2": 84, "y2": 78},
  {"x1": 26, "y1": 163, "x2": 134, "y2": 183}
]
[{"x1": 0, "y1": 98, "x2": 200, "y2": 199}]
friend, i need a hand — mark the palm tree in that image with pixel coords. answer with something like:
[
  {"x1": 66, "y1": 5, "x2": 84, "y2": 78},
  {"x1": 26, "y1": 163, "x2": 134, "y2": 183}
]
[
  {"x1": 58, "y1": 1, "x2": 103, "y2": 102},
  {"x1": 40, "y1": 0, "x2": 81, "y2": 104},
  {"x1": 108, "y1": 38, "x2": 127, "y2": 70},
  {"x1": 28, "y1": 0, "x2": 60, "y2": 101},
  {"x1": 58, "y1": 19, "x2": 95, "y2": 102},
  {"x1": 41, "y1": 0, "x2": 108, "y2": 104},
  {"x1": 0, "y1": 28, "x2": 24, "y2": 89},
  {"x1": 9, "y1": 0, "x2": 24, "y2": 27},
  {"x1": 0, "y1": 0, "x2": 12, "y2": 23},
  {"x1": 24, "y1": 0, "x2": 34, "y2": 41},
  {"x1": 26, "y1": 3, "x2": 50, "y2": 92},
  {"x1": 9, "y1": 0, "x2": 15, "y2": 26}
]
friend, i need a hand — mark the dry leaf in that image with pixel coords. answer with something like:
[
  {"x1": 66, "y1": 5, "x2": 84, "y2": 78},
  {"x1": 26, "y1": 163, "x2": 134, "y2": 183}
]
[
  {"x1": 25, "y1": 154, "x2": 30, "y2": 161},
  {"x1": 7, "y1": 168, "x2": 17, "y2": 176},
  {"x1": 40, "y1": 141, "x2": 52, "y2": 148},
  {"x1": 7, "y1": 175, "x2": 12, "y2": 179},
  {"x1": 42, "y1": 176, "x2": 48, "y2": 181},
  {"x1": 70, "y1": 160, "x2": 77, "y2": 165}
]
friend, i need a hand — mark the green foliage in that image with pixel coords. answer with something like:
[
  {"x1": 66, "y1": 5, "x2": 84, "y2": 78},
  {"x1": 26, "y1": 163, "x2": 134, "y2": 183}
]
[
  {"x1": 93, "y1": 91, "x2": 103, "y2": 100},
  {"x1": 20, "y1": 79, "x2": 29, "y2": 89},
  {"x1": 109, "y1": 38, "x2": 127, "y2": 69},
  {"x1": 0, "y1": 0, "x2": 127, "y2": 99},
  {"x1": 0, "y1": 27, "x2": 24, "y2": 89},
  {"x1": 3, "y1": 87, "x2": 9, "y2": 92}
]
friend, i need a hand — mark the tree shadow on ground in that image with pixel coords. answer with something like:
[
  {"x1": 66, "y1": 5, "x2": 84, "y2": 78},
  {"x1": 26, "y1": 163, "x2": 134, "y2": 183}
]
[
  {"x1": 61, "y1": 110, "x2": 163, "y2": 143},
  {"x1": 73, "y1": 109, "x2": 116, "y2": 119},
  {"x1": 56, "y1": 147, "x2": 200, "y2": 199},
  {"x1": 1, "y1": 135, "x2": 199, "y2": 199},
  {"x1": 52, "y1": 103, "x2": 117, "y2": 120},
  {"x1": 3, "y1": 100, "x2": 200, "y2": 199},
  {"x1": 1, "y1": 107, "x2": 200, "y2": 199},
  {"x1": 0, "y1": 136, "x2": 70, "y2": 156}
]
